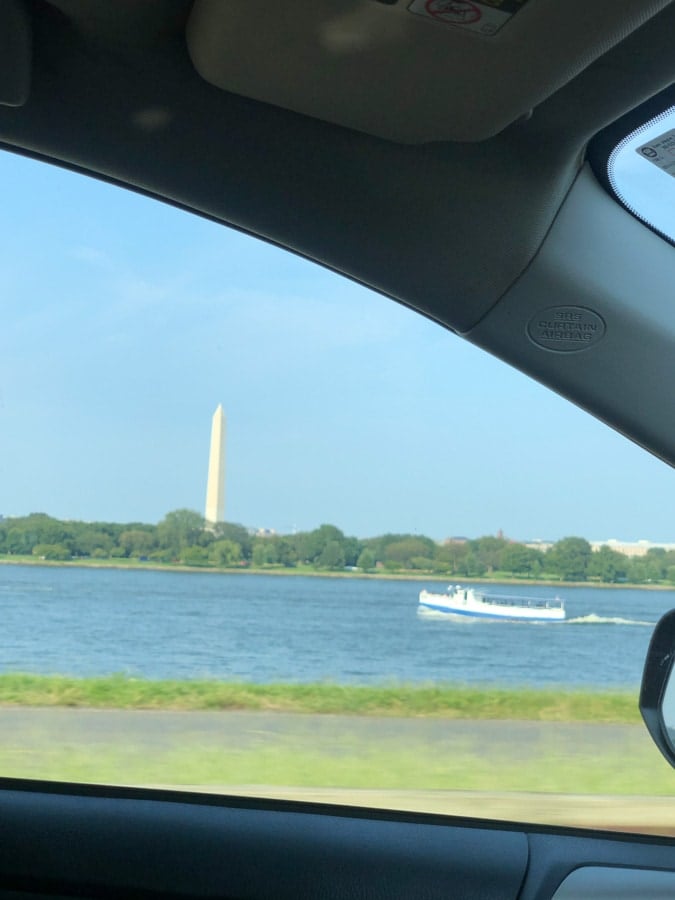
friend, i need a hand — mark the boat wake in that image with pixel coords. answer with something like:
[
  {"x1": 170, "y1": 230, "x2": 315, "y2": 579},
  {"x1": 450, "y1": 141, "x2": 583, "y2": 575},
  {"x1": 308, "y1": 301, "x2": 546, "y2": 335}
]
[
  {"x1": 564, "y1": 613, "x2": 655, "y2": 627},
  {"x1": 417, "y1": 607, "x2": 477, "y2": 622}
]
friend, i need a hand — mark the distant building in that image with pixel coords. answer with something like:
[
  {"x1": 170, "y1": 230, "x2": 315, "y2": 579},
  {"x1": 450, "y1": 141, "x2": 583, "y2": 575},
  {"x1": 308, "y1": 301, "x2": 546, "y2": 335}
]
[
  {"x1": 204, "y1": 404, "x2": 226, "y2": 524},
  {"x1": 443, "y1": 535, "x2": 675, "y2": 557},
  {"x1": 590, "y1": 539, "x2": 675, "y2": 558},
  {"x1": 524, "y1": 540, "x2": 554, "y2": 552}
]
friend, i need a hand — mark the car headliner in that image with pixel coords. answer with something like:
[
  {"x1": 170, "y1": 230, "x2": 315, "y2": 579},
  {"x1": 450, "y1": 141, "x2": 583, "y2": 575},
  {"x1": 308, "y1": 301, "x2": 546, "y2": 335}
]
[{"x1": 2, "y1": 0, "x2": 675, "y2": 466}]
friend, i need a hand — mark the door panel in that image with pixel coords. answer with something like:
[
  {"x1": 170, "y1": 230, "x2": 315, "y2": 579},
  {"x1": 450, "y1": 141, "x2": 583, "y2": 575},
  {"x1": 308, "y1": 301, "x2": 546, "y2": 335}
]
[
  {"x1": 1, "y1": 783, "x2": 675, "y2": 900},
  {"x1": 0, "y1": 783, "x2": 528, "y2": 900}
]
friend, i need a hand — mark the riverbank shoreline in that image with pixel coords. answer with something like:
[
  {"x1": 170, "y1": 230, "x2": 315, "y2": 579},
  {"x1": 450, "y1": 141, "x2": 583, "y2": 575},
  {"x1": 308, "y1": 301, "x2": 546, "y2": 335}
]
[
  {"x1": 1, "y1": 555, "x2": 672, "y2": 590},
  {"x1": 0, "y1": 674, "x2": 640, "y2": 722}
]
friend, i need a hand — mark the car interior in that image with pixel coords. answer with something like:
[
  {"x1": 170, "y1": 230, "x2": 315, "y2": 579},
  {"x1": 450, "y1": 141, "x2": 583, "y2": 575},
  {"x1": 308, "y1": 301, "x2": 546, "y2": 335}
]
[{"x1": 4, "y1": 0, "x2": 675, "y2": 898}]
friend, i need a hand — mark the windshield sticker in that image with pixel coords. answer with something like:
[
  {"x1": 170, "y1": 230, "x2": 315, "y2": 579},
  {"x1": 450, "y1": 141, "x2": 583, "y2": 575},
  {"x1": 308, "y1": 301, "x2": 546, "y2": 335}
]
[
  {"x1": 636, "y1": 129, "x2": 675, "y2": 178},
  {"x1": 407, "y1": 0, "x2": 529, "y2": 36}
]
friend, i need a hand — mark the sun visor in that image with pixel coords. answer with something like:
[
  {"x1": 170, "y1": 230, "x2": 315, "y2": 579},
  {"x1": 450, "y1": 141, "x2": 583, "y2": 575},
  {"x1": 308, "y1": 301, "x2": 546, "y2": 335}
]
[
  {"x1": 0, "y1": 0, "x2": 31, "y2": 107},
  {"x1": 186, "y1": 0, "x2": 670, "y2": 143}
]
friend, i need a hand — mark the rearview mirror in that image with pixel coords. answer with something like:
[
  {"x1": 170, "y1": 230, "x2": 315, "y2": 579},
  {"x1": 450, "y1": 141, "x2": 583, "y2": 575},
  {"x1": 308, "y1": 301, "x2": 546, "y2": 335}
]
[{"x1": 640, "y1": 608, "x2": 675, "y2": 767}]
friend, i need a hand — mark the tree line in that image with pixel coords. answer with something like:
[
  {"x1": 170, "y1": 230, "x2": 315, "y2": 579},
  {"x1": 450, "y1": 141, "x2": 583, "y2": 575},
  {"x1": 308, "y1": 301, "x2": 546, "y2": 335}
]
[{"x1": 1, "y1": 511, "x2": 674, "y2": 584}]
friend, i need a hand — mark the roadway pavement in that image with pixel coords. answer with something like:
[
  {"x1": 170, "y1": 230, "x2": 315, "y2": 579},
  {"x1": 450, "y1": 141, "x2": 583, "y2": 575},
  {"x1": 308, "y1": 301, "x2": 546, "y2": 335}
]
[{"x1": 0, "y1": 706, "x2": 645, "y2": 750}]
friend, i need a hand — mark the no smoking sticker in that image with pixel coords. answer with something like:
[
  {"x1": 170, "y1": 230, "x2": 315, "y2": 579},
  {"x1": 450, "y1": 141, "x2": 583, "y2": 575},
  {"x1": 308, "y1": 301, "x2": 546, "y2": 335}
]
[{"x1": 408, "y1": 0, "x2": 529, "y2": 36}]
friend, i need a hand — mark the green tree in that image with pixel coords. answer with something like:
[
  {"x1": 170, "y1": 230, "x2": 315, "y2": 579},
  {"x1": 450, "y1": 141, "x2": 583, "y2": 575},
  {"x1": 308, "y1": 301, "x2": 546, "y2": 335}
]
[
  {"x1": 410, "y1": 556, "x2": 436, "y2": 571},
  {"x1": 4, "y1": 514, "x2": 74, "y2": 555},
  {"x1": 149, "y1": 547, "x2": 175, "y2": 563},
  {"x1": 365, "y1": 533, "x2": 435, "y2": 567},
  {"x1": 500, "y1": 543, "x2": 543, "y2": 577},
  {"x1": 119, "y1": 529, "x2": 155, "y2": 558},
  {"x1": 294, "y1": 524, "x2": 346, "y2": 565},
  {"x1": 627, "y1": 560, "x2": 648, "y2": 583},
  {"x1": 180, "y1": 546, "x2": 211, "y2": 567},
  {"x1": 6, "y1": 527, "x2": 32, "y2": 554},
  {"x1": 470, "y1": 536, "x2": 509, "y2": 573},
  {"x1": 643, "y1": 550, "x2": 667, "y2": 582},
  {"x1": 208, "y1": 539, "x2": 242, "y2": 567},
  {"x1": 357, "y1": 548, "x2": 375, "y2": 572},
  {"x1": 546, "y1": 537, "x2": 592, "y2": 581},
  {"x1": 433, "y1": 542, "x2": 469, "y2": 574},
  {"x1": 317, "y1": 540, "x2": 346, "y2": 570},
  {"x1": 271, "y1": 536, "x2": 298, "y2": 567},
  {"x1": 157, "y1": 509, "x2": 205, "y2": 554},
  {"x1": 71, "y1": 529, "x2": 115, "y2": 557},
  {"x1": 32, "y1": 543, "x2": 71, "y2": 561},
  {"x1": 342, "y1": 536, "x2": 362, "y2": 568},
  {"x1": 384, "y1": 538, "x2": 436, "y2": 568},
  {"x1": 252, "y1": 541, "x2": 268, "y2": 567},
  {"x1": 457, "y1": 551, "x2": 487, "y2": 578},
  {"x1": 587, "y1": 546, "x2": 628, "y2": 583},
  {"x1": 212, "y1": 522, "x2": 252, "y2": 560}
]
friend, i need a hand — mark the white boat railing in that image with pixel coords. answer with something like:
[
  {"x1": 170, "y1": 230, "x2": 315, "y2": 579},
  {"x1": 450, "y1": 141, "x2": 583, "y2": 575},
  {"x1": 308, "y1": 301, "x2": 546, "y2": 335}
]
[{"x1": 455, "y1": 588, "x2": 565, "y2": 611}]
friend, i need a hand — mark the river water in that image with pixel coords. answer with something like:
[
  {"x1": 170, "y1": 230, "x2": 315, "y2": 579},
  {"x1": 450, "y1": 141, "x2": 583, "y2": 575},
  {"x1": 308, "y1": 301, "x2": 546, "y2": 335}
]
[{"x1": 1, "y1": 565, "x2": 673, "y2": 688}]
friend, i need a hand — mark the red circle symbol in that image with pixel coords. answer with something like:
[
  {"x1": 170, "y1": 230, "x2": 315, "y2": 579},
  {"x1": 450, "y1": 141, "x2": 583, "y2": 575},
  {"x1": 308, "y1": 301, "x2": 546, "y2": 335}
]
[{"x1": 424, "y1": 0, "x2": 482, "y2": 25}]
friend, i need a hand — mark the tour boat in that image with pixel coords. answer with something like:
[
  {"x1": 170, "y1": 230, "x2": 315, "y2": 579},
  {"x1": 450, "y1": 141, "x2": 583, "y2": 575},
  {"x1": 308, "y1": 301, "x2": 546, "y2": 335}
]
[{"x1": 418, "y1": 584, "x2": 566, "y2": 622}]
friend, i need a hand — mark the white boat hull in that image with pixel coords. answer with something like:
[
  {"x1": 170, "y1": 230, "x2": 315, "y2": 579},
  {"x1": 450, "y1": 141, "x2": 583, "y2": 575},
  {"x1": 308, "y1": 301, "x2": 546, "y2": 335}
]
[{"x1": 419, "y1": 586, "x2": 565, "y2": 622}]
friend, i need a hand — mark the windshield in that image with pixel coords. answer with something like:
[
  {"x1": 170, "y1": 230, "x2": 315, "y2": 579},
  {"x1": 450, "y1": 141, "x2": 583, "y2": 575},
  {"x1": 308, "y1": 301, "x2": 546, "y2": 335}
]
[{"x1": 606, "y1": 104, "x2": 675, "y2": 243}]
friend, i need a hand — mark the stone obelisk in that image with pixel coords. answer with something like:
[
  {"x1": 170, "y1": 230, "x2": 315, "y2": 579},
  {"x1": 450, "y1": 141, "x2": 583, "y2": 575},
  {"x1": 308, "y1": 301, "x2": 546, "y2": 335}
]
[{"x1": 204, "y1": 404, "x2": 226, "y2": 525}]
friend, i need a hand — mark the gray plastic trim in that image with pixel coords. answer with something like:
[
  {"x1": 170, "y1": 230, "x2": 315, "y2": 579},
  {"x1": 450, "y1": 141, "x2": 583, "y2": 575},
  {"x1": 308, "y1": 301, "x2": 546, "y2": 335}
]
[
  {"x1": 186, "y1": 0, "x2": 670, "y2": 143},
  {"x1": 553, "y1": 865, "x2": 675, "y2": 899},
  {"x1": 0, "y1": 0, "x2": 31, "y2": 107},
  {"x1": 466, "y1": 164, "x2": 675, "y2": 466}
]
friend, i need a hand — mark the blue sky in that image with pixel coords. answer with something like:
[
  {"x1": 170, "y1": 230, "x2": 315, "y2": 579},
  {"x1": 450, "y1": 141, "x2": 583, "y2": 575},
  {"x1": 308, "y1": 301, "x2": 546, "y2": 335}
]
[{"x1": 1, "y1": 150, "x2": 674, "y2": 542}]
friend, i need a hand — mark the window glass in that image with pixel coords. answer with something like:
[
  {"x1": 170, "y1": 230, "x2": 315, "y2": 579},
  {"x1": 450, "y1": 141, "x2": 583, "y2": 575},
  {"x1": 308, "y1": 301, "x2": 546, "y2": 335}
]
[
  {"x1": 3, "y1": 150, "x2": 675, "y2": 835},
  {"x1": 607, "y1": 105, "x2": 675, "y2": 242}
]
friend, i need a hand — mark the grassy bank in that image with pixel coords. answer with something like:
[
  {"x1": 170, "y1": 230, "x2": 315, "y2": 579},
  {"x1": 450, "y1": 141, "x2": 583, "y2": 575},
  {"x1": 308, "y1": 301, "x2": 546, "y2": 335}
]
[
  {"x1": 1, "y1": 740, "x2": 669, "y2": 796},
  {"x1": 2, "y1": 553, "x2": 674, "y2": 589},
  {"x1": 0, "y1": 704, "x2": 669, "y2": 802},
  {"x1": 0, "y1": 554, "x2": 445, "y2": 581},
  {"x1": 2, "y1": 681, "x2": 669, "y2": 824},
  {"x1": 0, "y1": 675, "x2": 640, "y2": 723}
]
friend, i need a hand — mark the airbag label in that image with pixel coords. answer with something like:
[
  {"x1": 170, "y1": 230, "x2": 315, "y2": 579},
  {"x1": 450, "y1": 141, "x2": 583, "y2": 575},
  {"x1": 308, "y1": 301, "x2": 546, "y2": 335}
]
[
  {"x1": 527, "y1": 307, "x2": 606, "y2": 353},
  {"x1": 636, "y1": 129, "x2": 675, "y2": 177},
  {"x1": 408, "y1": 0, "x2": 529, "y2": 36}
]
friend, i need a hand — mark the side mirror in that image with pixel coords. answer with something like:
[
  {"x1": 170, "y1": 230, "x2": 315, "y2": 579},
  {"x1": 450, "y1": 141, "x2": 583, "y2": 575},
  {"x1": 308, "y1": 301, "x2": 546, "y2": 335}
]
[{"x1": 640, "y1": 608, "x2": 675, "y2": 767}]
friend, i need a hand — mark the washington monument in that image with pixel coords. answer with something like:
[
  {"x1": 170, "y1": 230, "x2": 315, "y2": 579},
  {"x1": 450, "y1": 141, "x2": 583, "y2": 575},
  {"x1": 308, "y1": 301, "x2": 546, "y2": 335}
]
[{"x1": 204, "y1": 404, "x2": 226, "y2": 524}]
